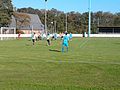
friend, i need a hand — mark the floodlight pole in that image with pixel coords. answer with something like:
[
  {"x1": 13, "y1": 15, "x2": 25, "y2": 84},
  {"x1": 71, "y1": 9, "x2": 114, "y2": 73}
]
[
  {"x1": 65, "y1": 13, "x2": 67, "y2": 32},
  {"x1": 32, "y1": 25, "x2": 33, "y2": 33},
  {"x1": 88, "y1": 0, "x2": 91, "y2": 37},
  {"x1": 45, "y1": 0, "x2": 47, "y2": 35},
  {"x1": 54, "y1": 21, "x2": 56, "y2": 33}
]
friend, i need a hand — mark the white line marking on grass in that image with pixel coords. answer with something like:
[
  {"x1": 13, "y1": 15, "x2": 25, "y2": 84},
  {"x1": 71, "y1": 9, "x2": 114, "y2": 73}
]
[
  {"x1": 1, "y1": 60, "x2": 120, "y2": 65},
  {"x1": 45, "y1": 60, "x2": 120, "y2": 65},
  {"x1": 79, "y1": 39, "x2": 89, "y2": 48}
]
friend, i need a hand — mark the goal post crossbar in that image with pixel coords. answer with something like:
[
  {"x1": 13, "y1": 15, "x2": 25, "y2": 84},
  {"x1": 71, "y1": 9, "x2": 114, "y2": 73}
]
[
  {"x1": 0, "y1": 27, "x2": 16, "y2": 34},
  {"x1": 0, "y1": 27, "x2": 16, "y2": 40}
]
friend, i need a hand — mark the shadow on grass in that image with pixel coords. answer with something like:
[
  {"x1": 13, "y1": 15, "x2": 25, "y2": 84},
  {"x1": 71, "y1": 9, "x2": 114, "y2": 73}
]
[
  {"x1": 49, "y1": 49, "x2": 61, "y2": 52},
  {"x1": 25, "y1": 43, "x2": 30, "y2": 46},
  {"x1": 114, "y1": 43, "x2": 120, "y2": 45}
]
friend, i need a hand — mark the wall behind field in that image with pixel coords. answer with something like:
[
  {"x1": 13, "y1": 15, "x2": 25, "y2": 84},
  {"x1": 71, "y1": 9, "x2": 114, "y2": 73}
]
[
  {"x1": 72, "y1": 34, "x2": 120, "y2": 37},
  {"x1": 0, "y1": 34, "x2": 120, "y2": 38}
]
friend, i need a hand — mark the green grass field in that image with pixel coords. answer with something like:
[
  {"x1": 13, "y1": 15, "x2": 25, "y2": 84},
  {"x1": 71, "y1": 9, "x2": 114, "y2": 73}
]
[{"x1": 0, "y1": 37, "x2": 120, "y2": 90}]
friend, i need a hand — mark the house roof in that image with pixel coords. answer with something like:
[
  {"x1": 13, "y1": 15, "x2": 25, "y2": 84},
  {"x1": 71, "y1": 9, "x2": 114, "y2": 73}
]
[{"x1": 10, "y1": 13, "x2": 44, "y2": 30}]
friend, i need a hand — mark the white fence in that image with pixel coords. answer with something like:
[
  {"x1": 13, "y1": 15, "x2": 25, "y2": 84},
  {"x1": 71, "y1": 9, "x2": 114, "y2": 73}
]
[
  {"x1": 0, "y1": 34, "x2": 120, "y2": 40},
  {"x1": 90, "y1": 34, "x2": 120, "y2": 37},
  {"x1": 0, "y1": 34, "x2": 31, "y2": 40},
  {"x1": 71, "y1": 34, "x2": 120, "y2": 37},
  {"x1": 0, "y1": 34, "x2": 31, "y2": 38}
]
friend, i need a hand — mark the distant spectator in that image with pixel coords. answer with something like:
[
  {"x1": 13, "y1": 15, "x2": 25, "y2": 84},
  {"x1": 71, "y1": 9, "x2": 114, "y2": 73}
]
[
  {"x1": 31, "y1": 32, "x2": 36, "y2": 45},
  {"x1": 69, "y1": 32, "x2": 72, "y2": 40},
  {"x1": 54, "y1": 33, "x2": 57, "y2": 40},
  {"x1": 46, "y1": 33, "x2": 51, "y2": 46},
  {"x1": 59, "y1": 32, "x2": 64, "y2": 40},
  {"x1": 18, "y1": 32, "x2": 21, "y2": 39}
]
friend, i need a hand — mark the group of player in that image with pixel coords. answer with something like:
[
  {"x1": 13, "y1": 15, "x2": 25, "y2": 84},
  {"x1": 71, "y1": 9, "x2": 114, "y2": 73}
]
[{"x1": 31, "y1": 31, "x2": 72, "y2": 52}]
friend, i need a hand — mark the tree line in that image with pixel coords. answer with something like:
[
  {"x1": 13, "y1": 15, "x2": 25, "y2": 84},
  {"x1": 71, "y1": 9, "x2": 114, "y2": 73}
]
[
  {"x1": 0, "y1": 0, "x2": 13, "y2": 27},
  {"x1": 17, "y1": 7, "x2": 120, "y2": 34},
  {"x1": 0, "y1": 0, "x2": 120, "y2": 34}
]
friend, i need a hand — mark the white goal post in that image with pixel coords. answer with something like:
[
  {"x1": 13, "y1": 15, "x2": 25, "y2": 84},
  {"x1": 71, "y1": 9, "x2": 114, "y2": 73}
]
[{"x1": 0, "y1": 27, "x2": 16, "y2": 40}]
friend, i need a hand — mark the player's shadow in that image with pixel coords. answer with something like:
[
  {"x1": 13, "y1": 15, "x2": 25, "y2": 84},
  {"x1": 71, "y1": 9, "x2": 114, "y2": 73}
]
[
  {"x1": 25, "y1": 43, "x2": 31, "y2": 46},
  {"x1": 49, "y1": 49, "x2": 61, "y2": 52}
]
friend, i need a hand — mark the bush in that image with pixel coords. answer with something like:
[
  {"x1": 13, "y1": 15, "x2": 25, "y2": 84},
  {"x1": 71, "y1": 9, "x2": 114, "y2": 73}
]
[{"x1": 16, "y1": 30, "x2": 24, "y2": 34}]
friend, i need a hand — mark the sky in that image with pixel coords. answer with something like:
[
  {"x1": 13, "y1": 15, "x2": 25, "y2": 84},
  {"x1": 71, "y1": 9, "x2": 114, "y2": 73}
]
[{"x1": 12, "y1": 0, "x2": 120, "y2": 13}]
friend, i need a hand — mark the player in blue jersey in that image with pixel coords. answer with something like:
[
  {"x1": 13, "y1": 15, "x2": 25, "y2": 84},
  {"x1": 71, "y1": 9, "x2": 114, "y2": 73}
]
[
  {"x1": 62, "y1": 32, "x2": 69, "y2": 52},
  {"x1": 69, "y1": 32, "x2": 72, "y2": 40}
]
